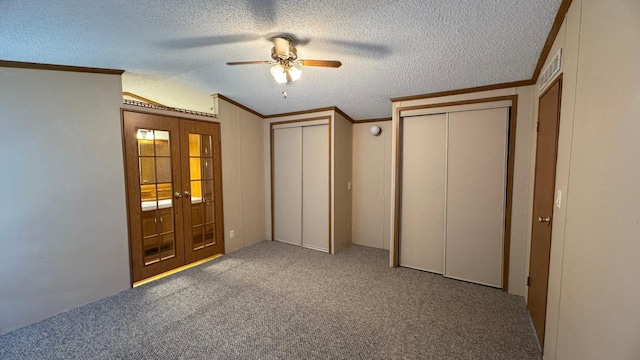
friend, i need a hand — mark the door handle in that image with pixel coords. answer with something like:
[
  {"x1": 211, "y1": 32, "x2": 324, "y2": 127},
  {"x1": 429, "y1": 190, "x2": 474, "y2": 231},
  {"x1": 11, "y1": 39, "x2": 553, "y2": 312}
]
[
  {"x1": 174, "y1": 192, "x2": 182, "y2": 199},
  {"x1": 184, "y1": 190, "x2": 191, "y2": 198},
  {"x1": 538, "y1": 216, "x2": 551, "y2": 224}
]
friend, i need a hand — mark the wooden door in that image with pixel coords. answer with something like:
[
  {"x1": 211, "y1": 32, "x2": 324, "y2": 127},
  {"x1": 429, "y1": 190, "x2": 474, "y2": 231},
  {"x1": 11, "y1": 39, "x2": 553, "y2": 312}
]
[
  {"x1": 445, "y1": 108, "x2": 509, "y2": 288},
  {"x1": 124, "y1": 111, "x2": 185, "y2": 283},
  {"x1": 399, "y1": 113, "x2": 447, "y2": 273},
  {"x1": 272, "y1": 127, "x2": 303, "y2": 245},
  {"x1": 301, "y1": 125, "x2": 330, "y2": 252},
  {"x1": 527, "y1": 77, "x2": 562, "y2": 346},
  {"x1": 180, "y1": 120, "x2": 224, "y2": 264}
]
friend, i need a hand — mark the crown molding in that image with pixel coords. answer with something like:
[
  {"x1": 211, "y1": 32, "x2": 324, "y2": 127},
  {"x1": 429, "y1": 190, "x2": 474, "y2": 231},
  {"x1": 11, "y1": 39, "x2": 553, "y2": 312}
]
[{"x1": 0, "y1": 60, "x2": 124, "y2": 75}]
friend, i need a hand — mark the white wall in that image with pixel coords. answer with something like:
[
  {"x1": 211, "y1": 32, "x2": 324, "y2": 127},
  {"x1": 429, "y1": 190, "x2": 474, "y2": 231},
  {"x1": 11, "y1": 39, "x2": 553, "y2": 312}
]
[
  {"x1": 333, "y1": 113, "x2": 353, "y2": 253},
  {"x1": 0, "y1": 68, "x2": 129, "y2": 335},
  {"x1": 390, "y1": 87, "x2": 536, "y2": 296},
  {"x1": 542, "y1": 0, "x2": 640, "y2": 358},
  {"x1": 351, "y1": 121, "x2": 392, "y2": 250}
]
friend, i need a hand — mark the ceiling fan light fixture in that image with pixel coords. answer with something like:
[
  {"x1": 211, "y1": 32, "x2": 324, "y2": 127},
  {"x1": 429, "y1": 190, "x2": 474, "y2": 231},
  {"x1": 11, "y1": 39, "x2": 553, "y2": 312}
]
[
  {"x1": 270, "y1": 63, "x2": 302, "y2": 84},
  {"x1": 270, "y1": 64, "x2": 288, "y2": 83},
  {"x1": 288, "y1": 65, "x2": 302, "y2": 82}
]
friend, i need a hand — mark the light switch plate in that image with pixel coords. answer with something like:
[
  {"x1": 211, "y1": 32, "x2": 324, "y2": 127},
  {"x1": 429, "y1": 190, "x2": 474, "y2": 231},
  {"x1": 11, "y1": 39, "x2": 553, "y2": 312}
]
[
  {"x1": 348, "y1": 182, "x2": 352, "y2": 191},
  {"x1": 230, "y1": 230, "x2": 235, "y2": 238},
  {"x1": 555, "y1": 190, "x2": 562, "y2": 208}
]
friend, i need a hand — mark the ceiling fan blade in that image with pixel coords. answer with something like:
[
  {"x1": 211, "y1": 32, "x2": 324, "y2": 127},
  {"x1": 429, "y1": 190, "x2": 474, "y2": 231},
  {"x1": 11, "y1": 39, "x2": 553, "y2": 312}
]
[
  {"x1": 299, "y1": 60, "x2": 342, "y2": 68},
  {"x1": 322, "y1": 39, "x2": 391, "y2": 57},
  {"x1": 226, "y1": 61, "x2": 273, "y2": 66},
  {"x1": 247, "y1": 0, "x2": 276, "y2": 27},
  {"x1": 159, "y1": 34, "x2": 260, "y2": 49}
]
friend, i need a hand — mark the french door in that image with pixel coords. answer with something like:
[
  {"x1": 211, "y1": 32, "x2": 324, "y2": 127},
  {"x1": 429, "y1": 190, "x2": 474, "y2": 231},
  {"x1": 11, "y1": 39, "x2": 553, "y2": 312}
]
[{"x1": 123, "y1": 110, "x2": 223, "y2": 283}]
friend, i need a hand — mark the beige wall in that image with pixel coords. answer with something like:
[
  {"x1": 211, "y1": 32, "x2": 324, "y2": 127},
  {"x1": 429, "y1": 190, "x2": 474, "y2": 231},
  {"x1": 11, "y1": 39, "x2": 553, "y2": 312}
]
[
  {"x1": 333, "y1": 113, "x2": 353, "y2": 253},
  {"x1": 541, "y1": 0, "x2": 640, "y2": 358},
  {"x1": 0, "y1": 68, "x2": 129, "y2": 335},
  {"x1": 351, "y1": 121, "x2": 392, "y2": 250},
  {"x1": 390, "y1": 86, "x2": 537, "y2": 296},
  {"x1": 237, "y1": 104, "x2": 267, "y2": 250},
  {"x1": 215, "y1": 97, "x2": 266, "y2": 252}
]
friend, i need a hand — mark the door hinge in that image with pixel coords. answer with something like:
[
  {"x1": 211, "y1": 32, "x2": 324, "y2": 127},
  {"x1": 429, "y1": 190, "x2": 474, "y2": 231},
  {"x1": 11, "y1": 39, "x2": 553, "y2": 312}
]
[
  {"x1": 536, "y1": 122, "x2": 540, "y2": 132},
  {"x1": 527, "y1": 276, "x2": 532, "y2": 286}
]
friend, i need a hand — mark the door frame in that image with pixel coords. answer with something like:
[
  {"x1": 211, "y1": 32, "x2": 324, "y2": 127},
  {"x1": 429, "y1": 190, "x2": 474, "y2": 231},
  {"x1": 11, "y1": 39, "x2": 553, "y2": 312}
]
[
  {"x1": 526, "y1": 74, "x2": 563, "y2": 347},
  {"x1": 269, "y1": 117, "x2": 332, "y2": 253},
  {"x1": 391, "y1": 95, "x2": 519, "y2": 291},
  {"x1": 120, "y1": 108, "x2": 224, "y2": 286}
]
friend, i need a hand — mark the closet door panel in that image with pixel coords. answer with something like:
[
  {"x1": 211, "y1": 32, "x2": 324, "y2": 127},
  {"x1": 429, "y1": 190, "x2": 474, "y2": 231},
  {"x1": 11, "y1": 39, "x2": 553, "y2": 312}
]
[
  {"x1": 302, "y1": 125, "x2": 330, "y2": 251},
  {"x1": 445, "y1": 108, "x2": 508, "y2": 287},
  {"x1": 273, "y1": 127, "x2": 303, "y2": 245},
  {"x1": 400, "y1": 114, "x2": 447, "y2": 273}
]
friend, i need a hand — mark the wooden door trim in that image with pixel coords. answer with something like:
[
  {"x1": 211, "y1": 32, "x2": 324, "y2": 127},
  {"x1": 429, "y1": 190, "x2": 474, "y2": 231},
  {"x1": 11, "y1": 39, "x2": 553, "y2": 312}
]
[
  {"x1": 121, "y1": 107, "x2": 219, "y2": 124},
  {"x1": 328, "y1": 118, "x2": 333, "y2": 253},
  {"x1": 527, "y1": 74, "x2": 563, "y2": 347},
  {"x1": 270, "y1": 117, "x2": 332, "y2": 252},
  {"x1": 392, "y1": 95, "x2": 518, "y2": 292},
  {"x1": 120, "y1": 109, "x2": 135, "y2": 286}
]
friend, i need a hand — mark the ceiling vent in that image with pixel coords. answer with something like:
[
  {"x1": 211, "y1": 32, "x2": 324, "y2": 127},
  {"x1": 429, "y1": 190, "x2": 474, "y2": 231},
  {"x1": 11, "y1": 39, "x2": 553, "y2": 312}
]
[{"x1": 540, "y1": 48, "x2": 562, "y2": 92}]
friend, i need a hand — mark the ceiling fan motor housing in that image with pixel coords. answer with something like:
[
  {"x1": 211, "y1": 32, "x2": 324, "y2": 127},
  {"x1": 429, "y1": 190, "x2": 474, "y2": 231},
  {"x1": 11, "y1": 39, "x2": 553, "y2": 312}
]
[{"x1": 271, "y1": 45, "x2": 297, "y2": 61}]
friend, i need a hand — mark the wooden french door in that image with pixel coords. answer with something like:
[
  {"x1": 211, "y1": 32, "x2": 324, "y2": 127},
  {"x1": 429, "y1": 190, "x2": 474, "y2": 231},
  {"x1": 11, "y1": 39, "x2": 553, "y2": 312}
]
[
  {"x1": 180, "y1": 120, "x2": 224, "y2": 264},
  {"x1": 123, "y1": 111, "x2": 223, "y2": 283},
  {"x1": 527, "y1": 76, "x2": 562, "y2": 346}
]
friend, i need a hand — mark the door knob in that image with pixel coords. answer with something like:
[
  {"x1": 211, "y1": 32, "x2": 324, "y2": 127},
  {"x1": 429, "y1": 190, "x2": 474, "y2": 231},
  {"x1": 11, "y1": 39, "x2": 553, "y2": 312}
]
[
  {"x1": 538, "y1": 216, "x2": 551, "y2": 224},
  {"x1": 174, "y1": 192, "x2": 182, "y2": 199},
  {"x1": 184, "y1": 190, "x2": 191, "y2": 198}
]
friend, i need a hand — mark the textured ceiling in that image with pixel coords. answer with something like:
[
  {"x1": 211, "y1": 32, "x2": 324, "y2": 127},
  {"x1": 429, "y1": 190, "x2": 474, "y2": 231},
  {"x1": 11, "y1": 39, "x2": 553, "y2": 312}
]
[{"x1": 0, "y1": 0, "x2": 561, "y2": 119}]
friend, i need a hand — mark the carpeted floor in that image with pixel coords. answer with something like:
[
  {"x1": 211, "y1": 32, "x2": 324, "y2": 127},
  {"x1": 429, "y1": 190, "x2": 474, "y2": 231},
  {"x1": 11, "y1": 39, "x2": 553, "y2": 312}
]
[{"x1": 0, "y1": 241, "x2": 541, "y2": 359}]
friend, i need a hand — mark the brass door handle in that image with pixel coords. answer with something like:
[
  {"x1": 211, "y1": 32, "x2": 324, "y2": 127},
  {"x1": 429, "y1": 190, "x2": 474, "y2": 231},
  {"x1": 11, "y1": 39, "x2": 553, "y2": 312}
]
[
  {"x1": 184, "y1": 190, "x2": 191, "y2": 198},
  {"x1": 538, "y1": 216, "x2": 551, "y2": 224},
  {"x1": 174, "y1": 192, "x2": 182, "y2": 199}
]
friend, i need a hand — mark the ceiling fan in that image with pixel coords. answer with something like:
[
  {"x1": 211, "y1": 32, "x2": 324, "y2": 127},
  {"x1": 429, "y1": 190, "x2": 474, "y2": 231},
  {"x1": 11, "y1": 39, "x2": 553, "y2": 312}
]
[{"x1": 226, "y1": 36, "x2": 342, "y2": 84}]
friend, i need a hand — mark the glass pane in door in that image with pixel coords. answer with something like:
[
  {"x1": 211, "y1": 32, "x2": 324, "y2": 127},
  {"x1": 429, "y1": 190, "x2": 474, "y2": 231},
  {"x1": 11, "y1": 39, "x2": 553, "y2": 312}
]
[
  {"x1": 138, "y1": 129, "x2": 176, "y2": 265},
  {"x1": 188, "y1": 133, "x2": 216, "y2": 250}
]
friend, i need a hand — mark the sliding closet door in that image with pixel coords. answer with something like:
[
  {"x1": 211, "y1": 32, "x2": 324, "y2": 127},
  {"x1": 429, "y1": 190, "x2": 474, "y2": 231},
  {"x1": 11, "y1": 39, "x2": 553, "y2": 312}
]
[
  {"x1": 302, "y1": 125, "x2": 330, "y2": 251},
  {"x1": 273, "y1": 127, "x2": 303, "y2": 245},
  {"x1": 400, "y1": 113, "x2": 447, "y2": 273},
  {"x1": 445, "y1": 108, "x2": 509, "y2": 287}
]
